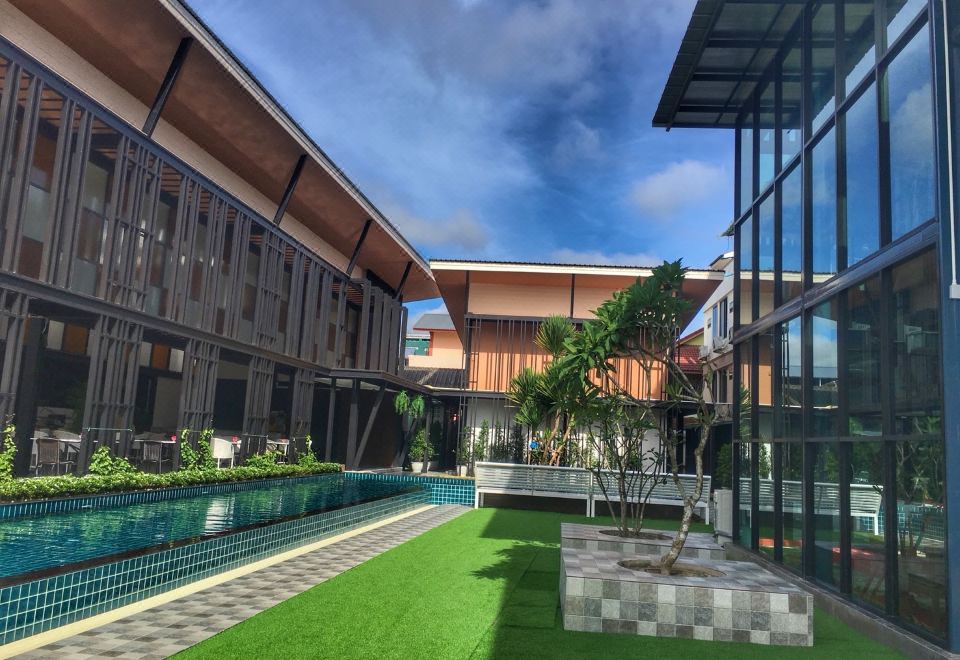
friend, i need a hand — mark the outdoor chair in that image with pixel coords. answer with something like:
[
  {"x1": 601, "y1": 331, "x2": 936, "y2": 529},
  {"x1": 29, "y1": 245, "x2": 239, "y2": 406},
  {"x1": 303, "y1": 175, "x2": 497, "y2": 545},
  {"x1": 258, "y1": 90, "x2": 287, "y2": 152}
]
[
  {"x1": 34, "y1": 437, "x2": 74, "y2": 475},
  {"x1": 141, "y1": 440, "x2": 168, "y2": 473},
  {"x1": 211, "y1": 437, "x2": 235, "y2": 468}
]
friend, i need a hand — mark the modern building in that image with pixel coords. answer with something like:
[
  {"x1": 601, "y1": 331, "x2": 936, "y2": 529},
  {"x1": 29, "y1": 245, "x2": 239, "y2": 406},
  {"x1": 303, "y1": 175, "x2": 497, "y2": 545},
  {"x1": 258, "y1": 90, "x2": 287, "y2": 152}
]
[
  {"x1": 699, "y1": 251, "x2": 736, "y2": 446},
  {"x1": 405, "y1": 312, "x2": 463, "y2": 369},
  {"x1": 657, "y1": 0, "x2": 958, "y2": 649},
  {"x1": 0, "y1": 0, "x2": 443, "y2": 474},
  {"x1": 428, "y1": 259, "x2": 722, "y2": 465}
]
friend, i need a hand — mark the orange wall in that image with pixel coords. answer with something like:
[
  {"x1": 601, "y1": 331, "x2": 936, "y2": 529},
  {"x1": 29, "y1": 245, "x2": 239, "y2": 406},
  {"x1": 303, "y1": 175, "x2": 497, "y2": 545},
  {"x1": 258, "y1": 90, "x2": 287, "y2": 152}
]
[
  {"x1": 468, "y1": 282, "x2": 571, "y2": 317},
  {"x1": 407, "y1": 330, "x2": 463, "y2": 369},
  {"x1": 467, "y1": 319, "x2": 664, "y2": 400}
]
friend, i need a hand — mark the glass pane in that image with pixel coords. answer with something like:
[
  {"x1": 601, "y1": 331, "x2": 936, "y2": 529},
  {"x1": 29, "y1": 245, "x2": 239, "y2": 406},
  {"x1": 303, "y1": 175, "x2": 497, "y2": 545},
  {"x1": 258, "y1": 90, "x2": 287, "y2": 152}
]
[
  {"x1": 844, "y1": 83, "x2": 879, "y2": 266},
  {"x1": 72, "y1": 119, "x2": 119, "y2": 296},
  {"x1": 847, "y1": 277, "x2": 882, "y2": 437},
  {"x1": 757, "y1": 328, "x2": 774, "y2": 441},
  {"x1": 812, "y1": 299, "x2": 839, "y2": 439},
  {"x1": 758, "y1": 195, "x2": 775, "y2": 317},
  {"x1": 146, "y1": 165, "x2": 180, "y2": 318},
  {"x1": 758, "y1": 81, "x2": 776, "y2": 191},
  {"x1": 843, "y1": 1, "x2": 876, "y2": 94},
  {"x1": 811, "y1": 2, "x2": 837, "y2": 133},
  {"x1": 850, "y1": 441, "x2": 885, "y2": 609},
  {"x1": 891, "y1": 249, "x2": 940, "y2": 436},
  {"x1": 782, "y1": 442, "x2": 804, "y2": 572},
  {"x1": 813, "y1": 443, "x2": 841, "y2": 588},
  {"x1": 19, "y1": 87, "x2": 65, "y2": 279},
  {"x1": 888, "y1": 27, "x2": 935, "y2": 239},
  {"x1": 781, "y1": 317, "x2": 803, "y2": 438},
  {"x1": 738, "y1": 442, "x2": 753, "y2": 547},
  {"x1": 896, "y1": 437, "x2": 946, "y2": 638},
  {"x1": 812, "y1": 128, "x2": 838, "y2": 283},
  {"x1": 782, "y1": 36, "x2": 802, "y2": 167},
  {"x1": 739, "y1": 113, "x2": 754, "y2": 215},
  {"x1": 781, "y1": 165, "x2": 803, "y2": 303},
  {"x1": 886, "y1": 0, "x2": 927, "y2": 47},
  {"x1": 738, "y1": 215, "x2": 753, "y2": 326}
]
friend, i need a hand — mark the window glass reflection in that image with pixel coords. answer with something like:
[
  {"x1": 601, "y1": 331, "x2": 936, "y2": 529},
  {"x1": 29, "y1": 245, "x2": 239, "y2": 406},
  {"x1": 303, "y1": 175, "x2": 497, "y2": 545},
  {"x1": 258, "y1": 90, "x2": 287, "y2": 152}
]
[
  {"x1": 738, "y1": 442, "x2": 753, "y2": 548},
  {"x1": 888, "y1": 27, "x2": 935, "y2": 239},
  {"x1": 781, "y1": 166, "x2": 803, "y2": 304},
  {"x1": 896, "y1": 437, "x2": 946, "y2": 637},
  {"x1": 739, "y1": 114, "x2": 754, "y2": 215},
  {"x1": 850, "y1": 441, "x2": 885, "y2": 609},
  {"x1": 782, "y1": 38, "x2": 802, "y2": 167},
  {"x1": 812, "y1": 300, "x2": 839, "y2": 439},
  {"x1": 72, "y1": 119, "x2": 118, "y2": 296},
  {"x1": 885, "y1": 0, "x2": 927, "y2": 47},
  {"x1": 813, "y1": 443, "x2": 841, "y2": 588},
  {"x1": 738, "y1": 215, "x2": 753, "y2": 326},
  {"x1": 843, "y1": 0, "x2": 875, "y2": 94},
  {"x1": 758, "y1": 81, "x2": 775, "y2": 191},
  {"x1": 781, "y1": 442, "x2": 804, "y2": 572},
  {"x1": 812, "y1": 129, "x2": 838, "y2": 283},
  {"x1": 758, "y1": 195, "x2": 774, "y2": 318},
  {"x1": 844, "y1": 83, "x2": 879, "y2": 266},
  {"x1": 811, "y1": 2, "x2": 837, "y2": 133},
  {"x1": 781, "y1": 317, "x2": 803, "y2": 439},
  {"x1": 891, "y1": 249, "x2": 940, "y2": 436}
]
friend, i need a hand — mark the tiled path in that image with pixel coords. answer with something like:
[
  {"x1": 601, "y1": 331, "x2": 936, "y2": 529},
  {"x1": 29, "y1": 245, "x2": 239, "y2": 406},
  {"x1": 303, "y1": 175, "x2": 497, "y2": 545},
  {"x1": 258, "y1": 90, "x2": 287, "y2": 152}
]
[{"x1": 14, "y1": 505, "x2": 469, "y2": 660}]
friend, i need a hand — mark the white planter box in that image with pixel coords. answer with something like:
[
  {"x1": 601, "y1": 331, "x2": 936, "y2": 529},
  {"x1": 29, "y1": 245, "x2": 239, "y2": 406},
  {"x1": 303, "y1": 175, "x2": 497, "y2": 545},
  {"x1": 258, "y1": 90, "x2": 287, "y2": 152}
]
[{"x1": 714, "y1": 488, "x2": 733, "y2": 538}]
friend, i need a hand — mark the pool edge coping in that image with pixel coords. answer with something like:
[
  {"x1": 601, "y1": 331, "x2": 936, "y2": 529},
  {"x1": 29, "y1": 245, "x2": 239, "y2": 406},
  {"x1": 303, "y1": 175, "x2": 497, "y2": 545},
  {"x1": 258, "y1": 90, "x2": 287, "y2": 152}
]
[{"x1": 0, "y1": 504, "x2": 436, "y2": 659}]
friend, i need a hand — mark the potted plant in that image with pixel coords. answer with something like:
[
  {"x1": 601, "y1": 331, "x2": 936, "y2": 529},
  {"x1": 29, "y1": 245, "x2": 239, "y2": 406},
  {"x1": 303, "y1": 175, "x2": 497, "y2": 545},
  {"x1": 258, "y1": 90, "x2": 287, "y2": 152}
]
[
  {"x1": 409, "y1": 428, "x2": 432, "y2": 473},
  {"x1": 455, "y1": 439, "x2": 469, "y2": 476}
]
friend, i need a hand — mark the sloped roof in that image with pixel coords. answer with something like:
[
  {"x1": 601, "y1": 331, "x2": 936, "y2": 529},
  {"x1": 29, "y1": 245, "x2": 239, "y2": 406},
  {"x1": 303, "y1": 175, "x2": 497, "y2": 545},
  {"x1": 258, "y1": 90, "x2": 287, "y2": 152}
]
[{"x1": 413, "y1": 313, "x2": 455, "y2": 331}]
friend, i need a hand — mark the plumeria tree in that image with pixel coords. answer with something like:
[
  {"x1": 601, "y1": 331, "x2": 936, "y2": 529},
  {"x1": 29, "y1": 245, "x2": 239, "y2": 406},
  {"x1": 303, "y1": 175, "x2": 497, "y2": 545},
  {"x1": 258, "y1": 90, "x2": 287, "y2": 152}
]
[{"x1": 559, "y1": 261, "x2": 717, "y2": 574}]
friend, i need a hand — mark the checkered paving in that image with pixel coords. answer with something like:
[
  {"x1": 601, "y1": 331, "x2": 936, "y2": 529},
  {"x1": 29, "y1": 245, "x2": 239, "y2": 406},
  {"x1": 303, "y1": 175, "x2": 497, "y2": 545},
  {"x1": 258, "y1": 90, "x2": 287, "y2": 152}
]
[{"x1": 13, "y1": 505, "x2": 469, "y2": 660}]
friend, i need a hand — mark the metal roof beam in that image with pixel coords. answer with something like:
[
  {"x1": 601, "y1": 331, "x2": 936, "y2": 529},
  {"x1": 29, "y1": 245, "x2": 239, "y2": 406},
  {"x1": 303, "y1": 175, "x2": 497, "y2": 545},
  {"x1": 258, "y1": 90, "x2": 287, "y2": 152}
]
[{"x1": 143, "y1": 37, "x2": 193, "y2": 138}]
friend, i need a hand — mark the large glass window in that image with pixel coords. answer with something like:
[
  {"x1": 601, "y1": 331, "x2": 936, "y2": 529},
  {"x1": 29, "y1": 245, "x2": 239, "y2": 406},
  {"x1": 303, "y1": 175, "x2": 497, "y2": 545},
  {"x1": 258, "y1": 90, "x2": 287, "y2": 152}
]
[
  {"x1": 811, "y1": 300, "x2": 839, "y2": 439},
  {"x1": 813, "y1": 442, "x2": 841, "y2": 588},
  {"x1": 896, "y1": 437, "x2": 946, "y2": 637},
  {"x1": 737, "y1": 343, "x2": 753, "y2": 547},
  {"x1": 781, "y1": 36, "x2": 802, "y2": 167},
  {"x1": 812, "y1": 128, "x2": 838, "y2": 282},
  {"x1": 843, "y1": 0, "x2": 876, "y2": 95},
  {"x1": 146, "y1": 165, "x2": 180, "y2": 318},
  {"x1": 738, "y1": 215, "x2": 753, "y2": 326},
  {"x1": 781, "y1": 316, "x2": 803, "y2": 439},
  {"x1": 811, "y1": 1, "x2": 837, "y2": 133},
  {"x1": 781, "y1": 166, "x2": 803, "y2": 304},
  {"x1": 72, "y1": 119, "x2": 119, "y2": 296},
  {"x1": 887, "y1": 26, "x2": 935, "y2": 239},
  {"x1": 891, "y1": 249, "x2": 940, "y2": 436},
  {"x1": 18, "y1": 88, "x2": 64, "y2": 280},
  {"x1": 850, "y1": 440, "x2": 885, "y2": 609},
  {"x1": 885, "y1": 0, "x2": 927, "y2": 46},
  {"x1": 844, "y1": 84, "x2": 879, "y2": 267},
  {"x1": 781, "y1": 441, "x2": 804, "y2": 572},
  {"x1": 739, "y1": 113, "x2": 754, "y2": 215},
  {"x1": 758, "y1": 195, "x2": 775, "y2": 317},
  {"x1": 758, "y1": 81, "x2": 776, "y2": 192},
  {"x1": 847, "y1": 278, "x2": 882, "y2": 438}
]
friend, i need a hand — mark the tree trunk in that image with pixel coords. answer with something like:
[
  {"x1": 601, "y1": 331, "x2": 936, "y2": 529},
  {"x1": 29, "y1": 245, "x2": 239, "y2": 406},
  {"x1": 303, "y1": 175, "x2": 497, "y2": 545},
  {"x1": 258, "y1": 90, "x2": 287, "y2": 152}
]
[{"x1": 660, "y1": 422, "x2": 708, "y2": 574}]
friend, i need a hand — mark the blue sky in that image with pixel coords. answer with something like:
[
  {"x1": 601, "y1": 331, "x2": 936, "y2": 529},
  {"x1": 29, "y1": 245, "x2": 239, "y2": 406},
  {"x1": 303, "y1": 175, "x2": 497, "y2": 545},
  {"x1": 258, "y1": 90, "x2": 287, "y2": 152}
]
[{"x1": 190, "y1": 0, "x2": 734, "y2": 323}]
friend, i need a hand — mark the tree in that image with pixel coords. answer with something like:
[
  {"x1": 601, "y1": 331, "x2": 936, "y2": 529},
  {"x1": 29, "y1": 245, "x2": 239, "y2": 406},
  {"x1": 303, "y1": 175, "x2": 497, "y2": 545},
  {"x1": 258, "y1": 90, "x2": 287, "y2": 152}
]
[
  {"x1": 579, "y1": 395, "x2": 664, "y2": 538},
  {"x1": 395, "y1": 390, "x2": 427, "y2": 472},
  {"x1": 506, "y1": 315, "x2": 586, "y2": 465},
  {"x1": 559, "y1": 260, "x2": 718, "y2": 575}
]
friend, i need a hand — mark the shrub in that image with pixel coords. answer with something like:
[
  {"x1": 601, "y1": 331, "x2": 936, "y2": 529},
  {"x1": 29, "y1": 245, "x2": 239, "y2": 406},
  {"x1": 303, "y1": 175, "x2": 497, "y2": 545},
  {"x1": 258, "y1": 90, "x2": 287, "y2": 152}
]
[
  {"x1": 297, "y1": 435, "x2": 322, "y2": 469},
  {"x1": 0, "y1": 422, "x2": 15, "y2": 482},
  {"x1": 409, "y1": 429, "x2": 430, "y2": 463},
  {"x1": 245, "y1": 450, "x2": 284, "y2": 469},
  {"x1": 0, "y1": 460, "x2": 342, "y2": 503},
  {"x1": 715, "y1": 443, "x2": 732, "y2": 489},
  {"x1": 88, "y1": 446, "x2": 138, "y2": 477}
]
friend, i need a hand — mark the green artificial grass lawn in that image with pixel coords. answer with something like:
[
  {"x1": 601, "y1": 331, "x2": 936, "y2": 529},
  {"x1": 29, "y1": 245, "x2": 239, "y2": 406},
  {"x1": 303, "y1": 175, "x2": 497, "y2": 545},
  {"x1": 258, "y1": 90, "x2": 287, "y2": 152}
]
[{"x1": 177, "y1": 508, "x2": 904, "y2": 660}]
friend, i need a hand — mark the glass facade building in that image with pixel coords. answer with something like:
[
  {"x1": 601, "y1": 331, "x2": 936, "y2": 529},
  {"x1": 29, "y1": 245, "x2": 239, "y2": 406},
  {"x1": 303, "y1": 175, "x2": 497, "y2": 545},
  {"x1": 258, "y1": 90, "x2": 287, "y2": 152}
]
[{"x1": 657, "y1": 0, "x2": 960, "y2": 649}]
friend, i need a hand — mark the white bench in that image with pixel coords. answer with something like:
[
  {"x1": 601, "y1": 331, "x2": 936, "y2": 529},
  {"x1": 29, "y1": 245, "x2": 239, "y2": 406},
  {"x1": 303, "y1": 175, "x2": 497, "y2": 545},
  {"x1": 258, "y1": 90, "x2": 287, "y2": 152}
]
[
  {"x1": 594, "y1": 471, "x2": 712, "y2": 525},
  {"x1": 474, "y1": 462, "x2": 595, "y2": 515},
  {"x1": 751, "y1": 479, "x2": 883, "y2": 534},
  {"x1": 474, "y1": 462, "x2": 713, "y2": 523}
]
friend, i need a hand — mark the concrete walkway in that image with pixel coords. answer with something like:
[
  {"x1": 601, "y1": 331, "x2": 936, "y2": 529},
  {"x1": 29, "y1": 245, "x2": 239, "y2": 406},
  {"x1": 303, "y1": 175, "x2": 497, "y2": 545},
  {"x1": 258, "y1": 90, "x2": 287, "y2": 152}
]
[{"x1": 10, "y1": 505, "x2": 469, "y2": 660}]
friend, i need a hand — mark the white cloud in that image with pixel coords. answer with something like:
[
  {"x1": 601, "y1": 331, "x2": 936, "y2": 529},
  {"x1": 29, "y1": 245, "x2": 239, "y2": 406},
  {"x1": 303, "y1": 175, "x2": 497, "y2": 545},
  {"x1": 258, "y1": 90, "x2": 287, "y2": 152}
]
[
  {"x1": 389, "y1": 207, "x2": 490, "y2": 252},
  {"x1": 550, "y1": 248, "x2": 662, "y2": 267},
  {"x1": 629, "y1": 160, "x2": 728, "y2": 220},
  {"x1": 552, "y1": 118, "x2": 602, "y2": 168}
]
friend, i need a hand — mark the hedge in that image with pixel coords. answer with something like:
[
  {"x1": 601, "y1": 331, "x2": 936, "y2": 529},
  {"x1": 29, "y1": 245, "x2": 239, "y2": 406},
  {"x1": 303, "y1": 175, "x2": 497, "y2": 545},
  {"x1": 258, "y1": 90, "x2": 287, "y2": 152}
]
[{"x1": 0, "y1": 462, "x2": 342, "y2": 503}]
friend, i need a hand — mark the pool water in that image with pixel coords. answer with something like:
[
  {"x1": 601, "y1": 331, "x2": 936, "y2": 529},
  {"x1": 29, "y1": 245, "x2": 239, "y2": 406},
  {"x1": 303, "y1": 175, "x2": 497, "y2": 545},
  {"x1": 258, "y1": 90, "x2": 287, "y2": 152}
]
[{"x1": 0, "y1": 474, "x2": 418, "y2": 581}]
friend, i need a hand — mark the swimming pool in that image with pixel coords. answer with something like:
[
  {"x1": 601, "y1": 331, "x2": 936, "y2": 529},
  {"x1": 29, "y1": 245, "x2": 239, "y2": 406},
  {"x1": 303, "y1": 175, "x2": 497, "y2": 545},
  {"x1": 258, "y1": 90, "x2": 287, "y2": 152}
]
[
  {"x1": 0, "y1": 473, "x2": 417, "y2": 583},
  {"x1": 0, "y1": 472, "x2": 434, "y2": 645}
]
